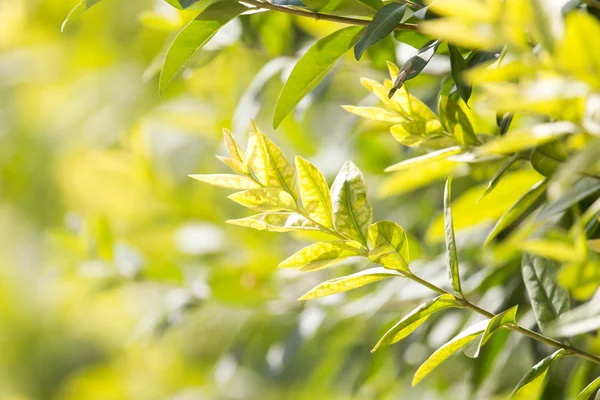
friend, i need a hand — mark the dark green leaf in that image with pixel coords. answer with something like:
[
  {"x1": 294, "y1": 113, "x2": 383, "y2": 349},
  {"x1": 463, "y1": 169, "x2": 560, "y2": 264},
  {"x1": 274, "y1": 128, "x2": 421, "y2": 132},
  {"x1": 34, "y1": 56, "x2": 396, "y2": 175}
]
[
  {"x1": 448, "y1": 45, "x2": 472, "y2": 104},
  {"x1": 478, "y1": 154, "x2": 520, "y2": 203},
  {"x1": 388, "y1": 40, "x2": 440, "y2": 98},
  {"x1": 164, "y1": 0, "x2": 196, "y2": 9},
  {"x1": 538, "y1": 178, "x2": 600, "y2": 220},
  {"x1": 354, "y1": 3, "x2": 407, "y2": 60}
]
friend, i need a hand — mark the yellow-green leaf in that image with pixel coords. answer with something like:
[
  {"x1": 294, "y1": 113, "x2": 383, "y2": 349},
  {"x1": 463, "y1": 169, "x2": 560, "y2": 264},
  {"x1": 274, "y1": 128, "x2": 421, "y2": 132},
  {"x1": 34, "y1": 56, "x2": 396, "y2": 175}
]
[
  {"x1": 385, "y1": 146, "x2": 462, "y2": 172},
  {"x1": 367, "y1": 220, "x2": 409, "y2": 271},
  {"x1": 228, "y1": 188, "x2": 297, "y2": 212},
  {"x1": 412, "y1": 318, "x2": 491, "y2": 386},
  {"x1": 341, "y1": 105, "x2": 407, "y2": 124},
  {"x1": 189, "y1": 174, "x2": 262, "y2": 189},
  {"x1": 372, "y1": 294, "x2": 460, "y2": 352},
  {"x1": 478, "y1": 154, "x2": 520, "y2": 202},
  {"x1": 379, "y1": 159, "x2": 458, "y2": 197},
  {"x1": 576, "y1": 376, "x2": 600, "y2": 400},
  {"x1": 464, "y1": 305, "x2": 518, "y2": 358},
  {"x1": 216, "y1": 155, "x2": 247, "y2": 175},
  {"x1": 510, "y1": 349, "x2": 566, "y2": 399},
  {"x1": 278, "y1": 241, "x2": 367, "y2": 271},
  {"x1": 299, "y1": 267, "x2": 400, "y2": 300},
  {"x1": 520, "y1": 239, "x2": 582, "y2": 263},
  {"x1": 444, "y1": 178, "x2": 462, "y2": 296},
  {"x1": 223, "y1": 128, "x2": 244, "y2": 162},
  {"x1": 296, "y1": 156, "x2": 334, "y2": 228},
  {"x1": 389, "y1": 120, "x2": 444, "y2": 147},
  {"x1": 226, "y1": 212, "x2": 319, "y2": 232},
  {"x1": 439, "y1": 95, "x2": 479, "y2": 146},
  {"x1": 61, "y1": 0, "x2": 102, "y2": 32},
  {"x1": 330, "y1": 161, "x2": 373, "y2": 246}
]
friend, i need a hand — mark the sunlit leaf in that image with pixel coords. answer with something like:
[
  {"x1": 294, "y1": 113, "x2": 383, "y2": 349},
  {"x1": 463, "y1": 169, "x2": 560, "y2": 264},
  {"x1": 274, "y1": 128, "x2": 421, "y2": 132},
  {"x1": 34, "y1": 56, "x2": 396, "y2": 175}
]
[
  {"x1": 389, "y1": 120, "x2": 444, "y2": 147},
  {"x1": 367, "y1": 220, "x2": 409, "y2": 272},
  {"x1": 439, "y1": 96, "x2": 478, "y2": 146},
  {"x1": 464, "y1": 306, "x2": 517, "y2": 358},
  {"x1": 384, "y1": 147, "x2": 461, "y2": 172},
  {"x1": 303, "y1": 0, "x2": 382, "y2": 16},
  {"x1": 510, "y1": 349, "x2": 566, "y2": 399},
  {"x1": 296, "y1": 156, "x2": 334, "y2": 228},
  {"x1": 576, "y1": 376, "x2": 600, "y2": 400},
  {"x1": 341, "y1": 105, "x2": 406, "y2": 123},
  {"x1": 189, "y1": 174, "x2": 261, "y2": 189},
  {"x1": 226, "y1": 212, "x2": 319, "y2": 232},
  {"x1": 159, "y1": 2, "x2": 248, "y2": 93},
  {"x1": 379, "y1": 159, "x2": 458, "y2": 197},
  {"x1": 444, "y1": 178, "x2": 462, "y2": 296},
  {"x1": 273, "y1": 26, "x2": 364, "y2": 128},
  {"x1": 228, "y1": 188, "x2": 297, "y2": 212},
  {"x1": 372, "y1": 294, "x2": 460, "y2": 352},
  {"x1": 538, "y1": 178, "x2": 600, "y2": 220},
  {"x1": 521, "y1": 239, "x2": 582, "y2": 263},
  {"x1": 330, "y1": 161, "x2": 373, "y2": 246},
  {"x1": 299, "y1": 267, "x2": 400, "y2": 300},
  {"x1": 61, "y1": 0, "x2": 102, "y2": 32},
  {"x1": 278, "y1": 240, "x2": 367, "y2": 271},
  {"x1": 388, "y1": 40, "x2": 440, "y2": 98},
  {"x1": 216, "y1": 155, "x2": 247, "y2": 175},
  {"x1": 558, "y1": 12, "x2": 600, "y2": 89},
  {"x1": 412, "y1": 319, "x2": 491, "y2": 386},
  {"x1": 354, "y1": 3, "x2": 407, "y2": 60},
  {"x1": 448, "y1": 45, "x2": 472, "y2": 104},
  {"x1": 164, "y1": 0, "x2": 196, "y2": 10},
  {"x1": 478, "y1": 154, "x2": 520, "y2": 202},
  {"x1": 223, "y1": 128, "x2": 244, "y2": 162},
  {"x1": 522, "y1": 254, "x2": 570, "y2": 332}
]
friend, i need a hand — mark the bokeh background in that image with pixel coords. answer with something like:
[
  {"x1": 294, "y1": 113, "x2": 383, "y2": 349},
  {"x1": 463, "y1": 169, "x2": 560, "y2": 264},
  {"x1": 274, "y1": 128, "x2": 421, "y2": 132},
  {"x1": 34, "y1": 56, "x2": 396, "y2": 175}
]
[{"x1": 0, "y1": 1, "x2": 582, "y2": 399}]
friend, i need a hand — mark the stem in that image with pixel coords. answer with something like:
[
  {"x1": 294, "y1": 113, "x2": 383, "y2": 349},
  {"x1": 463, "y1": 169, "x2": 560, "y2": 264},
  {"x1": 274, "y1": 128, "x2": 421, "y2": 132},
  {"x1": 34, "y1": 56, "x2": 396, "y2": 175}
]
[
  {"x1": 407, "y1": 273, "x2": 600, "y2": 364},
  {"x1": 241, "y1": 0, "x2": 419, "y2": 32}
]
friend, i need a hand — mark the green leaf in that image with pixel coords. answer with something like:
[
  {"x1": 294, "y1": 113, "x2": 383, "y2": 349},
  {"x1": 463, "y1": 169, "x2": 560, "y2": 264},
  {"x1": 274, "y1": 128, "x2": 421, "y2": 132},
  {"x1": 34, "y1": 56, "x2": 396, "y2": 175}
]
[
  {"x1": 302, "y1": 0, "x2": 382, "y2": 16},
  {"x1": 530, "y1": 149, "x2": 561, "y2": 177},
  {"x1": 438, "y1": 95, "x2": 479, "y2": 146},
  {"x1": 273, "y1": 26, "x2": 364, "y2": 128},
  {"x1": 510, "y1": 349, "x2": 565, "y2": 399},
  {"x1": 226, "y1": 212, "x2": 319, "y2": 232},
  {"x1": 367, "y1": 220, "x2": 409, "y2": 272},
  {"x1": 522, "y1": 254, "x2": 570, "y2": 332},
  {"x1": 354, "y1": 3, "x2": 407, "y2": 60},
  {"x1": 389, "y1": 120, "x2": 444, "y2": 147},
  {"x1": 299, "y1": 267, "x2": 400, "y2": 300},
  {"x1": 538, "y1": 178, "x2": 600, "y2": 220},
  {"x1": 412, "y1": 318, "x2": 491, "y2": 386},
  {"x1": 464, "y1": 306, "x2": 518, "y2": 358},
  {"x1": 372, "y1": 294, "x2": 460, "y2": 352},
  {"x1": 477, "y1": 154, "x2": 520, "y2": 203},
  {"x1": 216, "y1": 155, "x2": 247, "y2": 175},
  {"x1": 222, "y1": 128, "x2": 244, "y2": 162},
  {"x1": 384, "y1": 146, "x2": 461, "y2": 172},
  {"x1": 189, "y1": 174, "x2": 262, "y2": 189},
  {"x1": 448, "y1": 45, "x2": 472, "y2": 104},
  {"x1": 246, "y1": 122, "x2": 299, "y2": 200},
  {"x1": 485, "y1": 179, "x2": 547, "y2": 245},
  {"x1": 341, "y1": 105, "x2": 407, "y2": 124},
  {"x1": 546, "y1": 299, "x2": 600, "y2": 337},
  {"x1": 228, "y1": 188, "x2": 297, "y2": 212},
  {"x1": 164, "y1": 0, "x2": 196, "y2": 9},
  {"x1": 61, "y1": 0, "x2": 102, "y2": 32},
  {"x1": 521, "y1": 239, "x2": 582, "y2": 263},
  {"x1": 388, "y1": 40, "x2": 440, "y2": 98},
  {"x1": 576, "y1": 376, "x2": 600, "y2": 400},
  {"x1": 159, "y1": 2, "x2": 248, "y2": 94},
  {"x1": 444, "y1": 178, "x2": 462, "y2": 296},
  {"x1": 296, "y1": 156, "x2": 334, "y2": 228},
  {"x1": 278, "y1": 241, "x2": 367, "y2": 271},
  {"x1": 330, "y1": 161, "x2": 373, "y2": 247}
]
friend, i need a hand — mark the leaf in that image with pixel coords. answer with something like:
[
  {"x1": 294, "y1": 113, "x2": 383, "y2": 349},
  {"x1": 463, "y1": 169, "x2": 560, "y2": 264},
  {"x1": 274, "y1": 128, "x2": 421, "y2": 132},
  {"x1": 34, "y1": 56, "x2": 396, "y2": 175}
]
[
  {"x1": 463, "y1": 306, "x2": 518, "y2": 358},
  {"x1": 522, "y1": 253, "x2": 570, "y2": 332},
  {"x1": 61, "y1": 0, "x2": 102, "y2": 32},
  {"x1": 228, "y1": 188, "x2": 297, "y2": 212},
  {"x1": 216, "y1": 155, "x2": 247, "y2": 175},
  {"x1": 226, "y1": 212, "x2": 319, "y2": 232},
  {"x1": 485, "y1": 179, "x2": 547, "y2": 245},
  {"x1": 299, "y1": 267, "x2": 400, "y2": 300},
  {"x1": 278, "y1": 241, "x2": 367, "y2": 271},
  {"x1": 438, "y1": 95, "x2": 479, "y2": 146},
  {"x1": 546, "y1": 300, "x2": 600, "y2": 337},
  {"x1": 354, "y1": 3, "x2": 407, "y2": 60},
  {"x1": 222, "y1": 128, "x2": 244, "y2": 162},
  {"x1": 389, "y1": 120, "x2": 444, "y2": 146},
  {"x1": 521, "y1": 239, "x2": 582, "y2": 263},
  {"x1": 302, "y1": 0, "x2": 382, "y2": 16},
  {"x1": 384, "y1": 146, "x2": 461, "y2": 172},
  {"x1": 367, "y1": 220, "x2": 409, "y2": 272},
  {"x1": 189, "y1": 174, "x2": 261, "y2": 189},
  {"x1": 159, "y1": 2, "x2": 248, "y2": 94},
  {"x1": 388, "y1": 40, "x2": 440, "y2": 98},
  {"x1": 246, "y1": 122, "x2": 299, "y2": 200},
  {"x1": 341, "y1": 105, "x2": 407, "y2": 123},
  {"x1": 379, "y1": 159, "x2": 458, "y2": 197},
  {"x1": 444, "y1": 178, "x2": 462, "y2": 296},
  {"x1": 296, "y1": 156, "x2": 334, "y2": 228},
  {"x1": 576, "y1": 377, "x2": 600, "y2": 400},
  {"x1": 372, "y1": 294, "x2": 460, "y2": 352},
  {"x1": 330, "y1": 161, "x2": 373, "y2": 247},
  {"x1": 412, "y1": 319, "x2": 491, "y2": 386},
  {"x1": 510, "y1": 349, "x2": 565, "y2": 399},
  {"x1": 273, "y1": 26, "x2": 364, "y2": 128},
  {"x1": 448, "y1": 45, "x2": 472, "y2": 104},
  {"x1": 538, "y1": 178, "x2": 600, "y2": 220},
  {"x1": 164, "y1": 0, "x2": 196, "y2": 9},
  {"x1": 478, "y1": 154, "x2": 520, "y2": 202}
]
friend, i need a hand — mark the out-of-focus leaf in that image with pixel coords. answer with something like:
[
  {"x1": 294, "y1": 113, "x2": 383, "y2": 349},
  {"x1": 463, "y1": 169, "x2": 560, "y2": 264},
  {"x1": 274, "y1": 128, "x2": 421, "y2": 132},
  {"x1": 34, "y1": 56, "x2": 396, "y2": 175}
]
[
  {"x1": 510, "y1": 349, "x2": 566, "y2": 399},
  {"x1": 576, "y1": 376, "x2": 600, "y2": 400},
  {"x1": 372, "y1": 294, "x2": 460, "y2": 352},
  {"x1": 444, "y1": 178, "x2": 462, "y2": 296},
  {"x1": 273, "y1": 26, "x2": 364, "y2": 128},
  {"x1": 226, "y1": 212, "x2": 319, "y2": 232},
  {"x1": 228, "y1": 188, "x2": 297, "y2": 212},
  {"x1": 354, "y1": 3, "x2": 407, "y2": 60},
  {"x1": 547, "y1": 300, "x2": 600, "y2": 337},
  {"x1": 303, "y1": 0, "x2": 382, "y2": 16},
  {"x1": 295, "y1": 156, "x2": 334, "y2": 229},
  {"x1": 299, "y1": 267, "x2": 400, "y2": 300},
  {"x1": 522, "y1": 254, "x2": 570, "y2": 332},
  {"x1": 164, "y1": 0, "x2": 196, "y2": 10},
  {"x1": 558, "y1": 12, "x2": 600, "y2": 89},
  {"x1": 529, "y1": 0, "x2": 555, "y2": 54},
  {"x1": 367, "y1": 220, "x2": 409, "y2": 272},
  {"x1": 531, "y1": 149, "x2": 561, "y2": 177},
  {"x1": 439, "y1": 96, "x2": 479, "y2": 146},
  {"x1": 521, "y1": 239, "x2": 582, "y2": 263},
  {"x1": 448, "y1": 45, "x2": 472, "y2": 104},
  {"x1": 478, "y1": 154, "x2": 520, "y2": 202},
  {"x1": 271, "y1": 0, "x2": 305, "y2": 5},
  {"x1": 189, "y1": 174, "x2": 261, "y2": 189},
  {"x1": 330, "y1": 161, "x2": 373, "y2": 247},
  {"x1": 278, "y1": 240, "x2": 367, "y2": 271},
  {"x1": 159, "y1": 2, "x2": 248, "y2": 93},
  {"x1": 412, "y1": 319, "x2": 491, "y2": 386},
  {"x1": 538, "y1": 178, "x2": 600, "y2": 220},
  {"x1": 485, "y1": 179, "x2": 547, "y2": 244},
  {"x1": 61, "y1": 0, "x2": 102, "y2": 32},
  {"x1": 464, "y1": 306, "x2": 517, "y2": 358},
  {"x1": 388, "y1": 40, "x2": 440, "y2": 98},
  {"x1": 497, "y1": 112, "x2": 514, "y2": 135},
  {"x1": 246, "y1": 123, "x2": 299, "y2": 200},
  {"x1": 385, "y1": 147, "x2": 461, "y2": 172},
  {"x1": 393, "y1": 31, "x2": 433, "y2": 49},
  {"x1": 379, "y1": 159, "x2": 458, "y2": 197}
]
